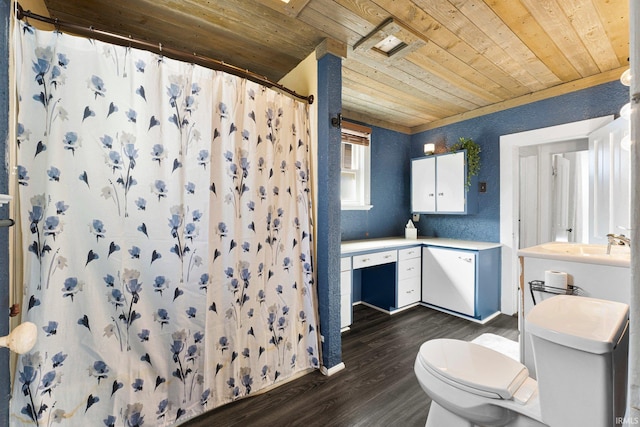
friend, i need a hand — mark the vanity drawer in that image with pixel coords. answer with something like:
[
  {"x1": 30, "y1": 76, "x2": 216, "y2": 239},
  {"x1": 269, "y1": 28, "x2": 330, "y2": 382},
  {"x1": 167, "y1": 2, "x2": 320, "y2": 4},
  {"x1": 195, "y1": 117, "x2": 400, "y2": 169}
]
[
  {"x1": 398, "y1": 257, "x2": 421, "y2": 281},
  {"x1": 397, "y1": 277, "x2": 421, "y2": 307},
  {"x1": 352, "y1": 250, "x2": 397, "y2": 269},
  {"x1": 341, "y1": 256, "x2": 351, "y2": 272},
  {"x1": 399, "y1": 247, "x2": 421, "y2": 261}
]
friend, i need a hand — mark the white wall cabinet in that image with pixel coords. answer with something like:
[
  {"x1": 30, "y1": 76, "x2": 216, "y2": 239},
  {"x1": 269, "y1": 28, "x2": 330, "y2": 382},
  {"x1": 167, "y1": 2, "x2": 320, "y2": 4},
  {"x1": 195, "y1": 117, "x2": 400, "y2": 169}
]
[
  {"x1": 411, "y1": 156, "x2": 436, "y2": 212},
  {"x1": 433, "y1": 152, "x2": 465, "y2": 212},
  {"x1": 421, "y1": 245, "x2": 500, "y2": 321},
  {"x1": 411, "y1": 151, "x2": 477, "y2": 214}
]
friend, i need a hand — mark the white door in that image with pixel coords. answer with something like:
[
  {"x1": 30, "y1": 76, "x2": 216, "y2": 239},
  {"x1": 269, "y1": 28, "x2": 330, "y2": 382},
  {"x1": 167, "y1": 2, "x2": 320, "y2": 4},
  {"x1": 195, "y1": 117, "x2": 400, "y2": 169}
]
[
  {"x1": 500, "y1": 115, "x2": 615, "y2": 317},
  {"x1": 589, "y1": 118, "x2": 631, "y2": 243},
  {"x1": 436, "y1": 152, "x2": 465, "y2": 212},
  {"x1": 411, "y1": 156, "x2": 436, "y2": 212},
  {"x1": 519, "y1": 155, "x2": 539, "y2": 249},
  {"x1": 552, "y1": 155, "x2": 571, "y2": 242},
  {"x1": 422, "y1": 247, "x2": 476, "y2": 316}
]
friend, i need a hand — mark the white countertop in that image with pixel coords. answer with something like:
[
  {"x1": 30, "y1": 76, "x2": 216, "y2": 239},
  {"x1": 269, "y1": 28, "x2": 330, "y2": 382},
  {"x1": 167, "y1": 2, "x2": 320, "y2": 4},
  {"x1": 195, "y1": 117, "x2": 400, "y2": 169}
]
[
  {"x1": 340, "y1": 237, "x2": 501, "y2": 255},
  {"x1": 518, "y1": 242, "x2": 630, "y2": 268}
]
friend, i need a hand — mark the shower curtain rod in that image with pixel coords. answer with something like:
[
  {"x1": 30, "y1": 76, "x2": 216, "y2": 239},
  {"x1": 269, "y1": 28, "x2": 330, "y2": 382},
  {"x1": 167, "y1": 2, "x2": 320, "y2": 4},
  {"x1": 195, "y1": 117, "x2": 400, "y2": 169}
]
[{"x1": 15, "y1": 3, "x2": 314, "y2": 105}]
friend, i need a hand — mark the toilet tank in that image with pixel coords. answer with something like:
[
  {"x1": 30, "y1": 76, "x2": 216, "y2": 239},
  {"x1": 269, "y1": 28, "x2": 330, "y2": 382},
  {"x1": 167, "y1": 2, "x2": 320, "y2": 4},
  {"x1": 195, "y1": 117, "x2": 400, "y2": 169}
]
[{"x1": 526, "y1": 295, "x2": 629, "y2": 427}]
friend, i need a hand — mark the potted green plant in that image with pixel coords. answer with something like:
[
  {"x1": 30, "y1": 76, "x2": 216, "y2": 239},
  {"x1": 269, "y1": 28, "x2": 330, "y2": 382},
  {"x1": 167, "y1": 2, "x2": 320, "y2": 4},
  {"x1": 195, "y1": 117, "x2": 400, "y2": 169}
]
[{"x1": 448, "y1": 137, "x2": 480, "y2": 190}]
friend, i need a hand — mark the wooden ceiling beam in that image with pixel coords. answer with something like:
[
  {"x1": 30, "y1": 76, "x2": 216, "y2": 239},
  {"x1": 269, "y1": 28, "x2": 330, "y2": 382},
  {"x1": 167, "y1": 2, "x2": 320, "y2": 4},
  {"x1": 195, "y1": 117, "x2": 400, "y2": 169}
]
[{"x1": 412, "y1": 66, "x2": 628, "y2": 133}]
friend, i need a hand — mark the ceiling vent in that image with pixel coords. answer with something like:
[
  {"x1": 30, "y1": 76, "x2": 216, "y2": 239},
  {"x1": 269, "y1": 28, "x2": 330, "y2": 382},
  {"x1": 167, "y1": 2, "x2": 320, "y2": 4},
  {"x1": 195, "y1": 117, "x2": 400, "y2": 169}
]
[{"x1": 353, "y1": 18, "x2": 425, "y2": 59}]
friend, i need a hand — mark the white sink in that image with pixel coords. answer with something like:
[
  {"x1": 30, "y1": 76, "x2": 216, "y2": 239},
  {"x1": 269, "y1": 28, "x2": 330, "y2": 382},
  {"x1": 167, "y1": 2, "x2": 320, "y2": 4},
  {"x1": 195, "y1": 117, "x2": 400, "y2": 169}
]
[
  {"x1": 519, "y1": 242, "x2": 630, "y2": 267},
  {"x1": 538, "y1": 242, "x2": 630, "y2": 256}
]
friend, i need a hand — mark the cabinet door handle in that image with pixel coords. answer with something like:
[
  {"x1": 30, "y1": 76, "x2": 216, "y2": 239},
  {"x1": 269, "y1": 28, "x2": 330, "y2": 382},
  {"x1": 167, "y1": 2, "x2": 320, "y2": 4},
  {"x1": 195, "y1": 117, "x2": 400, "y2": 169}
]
[
  {"x1": 458, "y1": 256, "x2": 473, "y2": 263},
  {"x1": 361, "y1": 258, "x2": 370, "y2": 262},
  {"x1": 383, "y1": 255, "x2": 392, "y2": 259},
  {"x1": 428, "y1": 193, "x2": 435, "y2": 197},
  {"x1": 438, "y1": 192, "x2": 444, "y2": 196}
]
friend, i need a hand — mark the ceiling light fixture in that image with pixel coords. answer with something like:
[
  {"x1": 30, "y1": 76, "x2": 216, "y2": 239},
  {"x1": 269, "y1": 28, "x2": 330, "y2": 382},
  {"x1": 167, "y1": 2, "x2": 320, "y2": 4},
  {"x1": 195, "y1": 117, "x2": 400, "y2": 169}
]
[
  {"x1": 353, "y1": 18, "x2": 424, "y2": 60},
  {"x1": 621, "y1": 102, "x2": 631, "y2": 120},
  {"x1": 621, "y1": 134, "x2": 631, "y2": 151},
  {"x1": 620, "y1": 69, "x2": 631, "y2": 86},
  {"x1": 373, "y1": 34, "x2": 407, "y2": 56}
]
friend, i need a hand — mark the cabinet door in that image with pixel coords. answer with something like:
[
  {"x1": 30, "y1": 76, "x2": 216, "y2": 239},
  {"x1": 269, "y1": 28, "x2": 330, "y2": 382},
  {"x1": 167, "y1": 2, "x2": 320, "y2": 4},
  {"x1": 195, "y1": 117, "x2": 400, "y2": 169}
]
[
  {"x1": 436, "y1": 152, "x2": 465, "y2": 212},
  {"x1": 422, "y1": 247, "x2": 476, "y2": 316},
  {"x1": 411, "y1": 157, "x2": 436, "y2": 212},
  {"x1": 340, "y1": 270, "x2": 352, "y2": 328},
  {"x1": 589, "y1": 118, "x2": 631, "y2": 243}
]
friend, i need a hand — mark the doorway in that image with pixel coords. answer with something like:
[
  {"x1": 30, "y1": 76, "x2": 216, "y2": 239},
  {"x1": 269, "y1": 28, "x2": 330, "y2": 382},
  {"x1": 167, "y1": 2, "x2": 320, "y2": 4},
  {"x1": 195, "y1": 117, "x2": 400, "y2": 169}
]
[
  {"x1": 499, "y1": 115, "x2": 614, "y2": 315},
  {"x1": 519, "y1": 139, "x2": 590, "y2": 248}
]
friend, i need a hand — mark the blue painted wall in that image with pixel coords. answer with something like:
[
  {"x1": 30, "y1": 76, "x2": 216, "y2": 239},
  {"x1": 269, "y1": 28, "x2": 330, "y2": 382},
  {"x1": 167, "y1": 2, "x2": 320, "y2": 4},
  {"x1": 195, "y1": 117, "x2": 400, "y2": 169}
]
[
  {"x1": 341, "y1": 126, "x2": 411, "y2": 240},
  {"x1": 341, "y1": 80, "x2": 628, "y2": 244},
  {"x1": 315, "y1": 53, "x2": 343, "y2": 369},
  {"x1": 410, "y1": 80, "x2": 628, "y2": 243}
]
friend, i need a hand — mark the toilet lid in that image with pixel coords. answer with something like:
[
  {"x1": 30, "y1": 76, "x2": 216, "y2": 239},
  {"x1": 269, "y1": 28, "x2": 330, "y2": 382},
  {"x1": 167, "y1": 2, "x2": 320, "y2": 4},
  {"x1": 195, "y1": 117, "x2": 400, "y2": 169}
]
[{"x1": 418, "y1": 339, "x2": 529, "y2": 400}]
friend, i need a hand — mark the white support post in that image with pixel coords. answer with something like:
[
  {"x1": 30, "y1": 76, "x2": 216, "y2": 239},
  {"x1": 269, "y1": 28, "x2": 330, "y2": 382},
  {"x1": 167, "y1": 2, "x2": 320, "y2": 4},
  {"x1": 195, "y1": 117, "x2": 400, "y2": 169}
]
[{"x1": 629, "y1": 0, "x2": 640, "y2": 421}]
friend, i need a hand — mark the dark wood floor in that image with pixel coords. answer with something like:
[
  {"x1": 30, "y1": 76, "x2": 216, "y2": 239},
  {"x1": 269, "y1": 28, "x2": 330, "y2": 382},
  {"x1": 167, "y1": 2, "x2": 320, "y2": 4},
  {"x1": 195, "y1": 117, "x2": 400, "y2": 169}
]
[{"x1": 181, "y1": 304, "x2": 519, "y2": 427}]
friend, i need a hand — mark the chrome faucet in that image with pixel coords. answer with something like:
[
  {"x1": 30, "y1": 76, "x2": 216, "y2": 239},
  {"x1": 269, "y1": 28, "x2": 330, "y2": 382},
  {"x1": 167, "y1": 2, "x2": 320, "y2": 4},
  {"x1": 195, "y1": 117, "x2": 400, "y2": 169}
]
[{"x1": 606, "y1": 233, "x2": 630, "y2": 254}]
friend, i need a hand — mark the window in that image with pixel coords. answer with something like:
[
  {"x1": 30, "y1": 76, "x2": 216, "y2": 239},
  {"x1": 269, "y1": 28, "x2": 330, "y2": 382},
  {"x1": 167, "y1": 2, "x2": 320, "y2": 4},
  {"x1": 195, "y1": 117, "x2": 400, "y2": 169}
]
[{"x1": 341, "y1": 121, "x2": 372, "y2": 210}]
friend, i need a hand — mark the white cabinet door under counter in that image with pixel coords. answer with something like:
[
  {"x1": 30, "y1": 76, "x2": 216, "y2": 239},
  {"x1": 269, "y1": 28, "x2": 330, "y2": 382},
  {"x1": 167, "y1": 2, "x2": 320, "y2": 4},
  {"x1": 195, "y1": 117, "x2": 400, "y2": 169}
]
[
  {"x1": 421, "y1": 245, "x2": 501, "y2": 322},
  {"x1": 340, "y1": 257, "x2": 352, "y2": 330},
  {"x1": 422, "y1": 247, "x2": 476, "y2": 316}
]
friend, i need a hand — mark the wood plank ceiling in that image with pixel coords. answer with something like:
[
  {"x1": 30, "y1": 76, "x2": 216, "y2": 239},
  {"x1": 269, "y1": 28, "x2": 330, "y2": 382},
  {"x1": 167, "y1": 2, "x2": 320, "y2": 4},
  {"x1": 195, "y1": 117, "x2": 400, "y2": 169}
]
[{"x1": 38, "y1": 0, "x2": 629, "y2": 134}]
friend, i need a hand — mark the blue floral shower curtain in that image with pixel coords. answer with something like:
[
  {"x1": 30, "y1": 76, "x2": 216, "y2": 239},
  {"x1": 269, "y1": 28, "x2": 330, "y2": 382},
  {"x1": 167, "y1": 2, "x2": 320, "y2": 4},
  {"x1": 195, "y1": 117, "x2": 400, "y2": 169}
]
[{"x1": 11, "y1": 22, "x2": 319, "y2": 426}]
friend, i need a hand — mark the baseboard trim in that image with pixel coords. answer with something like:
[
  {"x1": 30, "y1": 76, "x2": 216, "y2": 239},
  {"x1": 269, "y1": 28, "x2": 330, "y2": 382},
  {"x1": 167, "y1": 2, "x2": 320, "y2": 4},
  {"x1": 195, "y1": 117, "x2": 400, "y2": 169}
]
[
  {"x1": 320, "y1": 362, "x2": 345, "y2": 376},
  {"x1": 421, "y1": 303, "x2": 501, "y2": 324},
  {"x1": 356, "y1": 301, "x2": 420, "y2": 315}
]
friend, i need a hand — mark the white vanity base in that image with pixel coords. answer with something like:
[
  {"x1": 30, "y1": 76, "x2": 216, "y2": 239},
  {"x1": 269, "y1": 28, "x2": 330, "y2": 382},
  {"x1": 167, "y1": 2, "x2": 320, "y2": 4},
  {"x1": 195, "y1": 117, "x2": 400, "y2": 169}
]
[{"x1": 518, "y1": 243, "x2": 630, "y2": 377}]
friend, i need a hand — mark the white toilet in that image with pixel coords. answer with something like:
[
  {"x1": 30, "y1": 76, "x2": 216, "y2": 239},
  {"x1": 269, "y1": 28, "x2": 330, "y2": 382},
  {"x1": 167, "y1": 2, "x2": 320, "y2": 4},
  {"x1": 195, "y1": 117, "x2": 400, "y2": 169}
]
[{"x1": 414, "y1": 295, "x2": 629, "y2": 427}]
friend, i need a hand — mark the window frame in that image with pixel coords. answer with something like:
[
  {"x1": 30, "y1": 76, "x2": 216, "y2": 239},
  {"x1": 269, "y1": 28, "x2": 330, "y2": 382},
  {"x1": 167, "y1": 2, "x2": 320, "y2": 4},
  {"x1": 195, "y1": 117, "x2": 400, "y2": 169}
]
[{"x1": 340, "y1": 122, "x2": 372, "y2": 211}]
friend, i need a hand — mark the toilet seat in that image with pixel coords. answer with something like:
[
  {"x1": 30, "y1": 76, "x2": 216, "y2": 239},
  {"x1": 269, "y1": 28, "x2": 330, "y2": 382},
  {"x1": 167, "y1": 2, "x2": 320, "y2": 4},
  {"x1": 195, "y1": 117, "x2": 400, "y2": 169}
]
[{"x1": 417, "y1": 339, "x2": 530, "y2": 400}]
